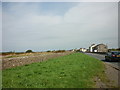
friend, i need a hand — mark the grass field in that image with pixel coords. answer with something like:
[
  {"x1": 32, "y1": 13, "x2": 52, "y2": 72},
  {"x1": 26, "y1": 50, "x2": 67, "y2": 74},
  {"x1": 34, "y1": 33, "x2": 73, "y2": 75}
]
[{"x1": 3, "y1": 52, "x2": 106, "y2": 88}]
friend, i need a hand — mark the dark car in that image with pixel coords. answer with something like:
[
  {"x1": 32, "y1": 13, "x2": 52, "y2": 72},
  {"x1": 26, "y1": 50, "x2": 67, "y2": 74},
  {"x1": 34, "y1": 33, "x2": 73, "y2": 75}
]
[{"x1": 105, "y1": 51, "x2": 120, "y2": 61}]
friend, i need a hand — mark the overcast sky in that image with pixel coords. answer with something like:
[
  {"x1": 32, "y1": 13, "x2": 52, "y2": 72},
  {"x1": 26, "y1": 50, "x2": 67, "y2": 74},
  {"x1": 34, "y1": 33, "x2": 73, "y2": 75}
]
[
  {"x1": 2, "y1": 2, "x2": 118, "y2": 52},
  {"x1": 0, "y1": 2, "x2": 1, "y2": 52}
]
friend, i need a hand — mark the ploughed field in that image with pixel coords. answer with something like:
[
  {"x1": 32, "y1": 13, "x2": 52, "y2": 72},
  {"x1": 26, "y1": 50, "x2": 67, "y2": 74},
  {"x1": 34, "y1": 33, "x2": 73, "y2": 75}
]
[
  {"x1": 2, "y1": 51, "x2": 72, "y2": 70},
  {"x1": 3, "y1": 52, "x2": 106, "y2": 88}
]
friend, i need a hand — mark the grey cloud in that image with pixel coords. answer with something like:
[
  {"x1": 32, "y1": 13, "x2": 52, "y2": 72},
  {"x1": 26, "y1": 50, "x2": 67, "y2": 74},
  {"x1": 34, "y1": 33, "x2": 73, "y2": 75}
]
[{"x1": 2, "y1": 2, "x2": 118, "y2": 52}]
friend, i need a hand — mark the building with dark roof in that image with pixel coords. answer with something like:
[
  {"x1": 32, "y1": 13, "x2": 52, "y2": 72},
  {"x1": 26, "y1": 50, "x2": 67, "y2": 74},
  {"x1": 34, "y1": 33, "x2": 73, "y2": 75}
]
[{"x1": 89, "y1": 44, "x2": 108, "y2": 52}]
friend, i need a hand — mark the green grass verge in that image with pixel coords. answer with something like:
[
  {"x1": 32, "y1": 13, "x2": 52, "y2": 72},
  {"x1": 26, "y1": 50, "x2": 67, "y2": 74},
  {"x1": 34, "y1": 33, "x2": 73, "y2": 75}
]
[{"x1": 3, "y1": 53, "x2": 105, "y2": 88}]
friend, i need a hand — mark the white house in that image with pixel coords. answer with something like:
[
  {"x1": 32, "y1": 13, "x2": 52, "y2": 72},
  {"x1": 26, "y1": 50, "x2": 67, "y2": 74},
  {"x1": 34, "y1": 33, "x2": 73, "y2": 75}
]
[
  {"x1": 80, "y1": 48, "x2": 87, "y2": 52},
  {"x1": 89, "y1": 44, "x2": 96, "y2": 52},
  {"x1": 89, "y1": 44, "x2": 108, "y2": 52}
]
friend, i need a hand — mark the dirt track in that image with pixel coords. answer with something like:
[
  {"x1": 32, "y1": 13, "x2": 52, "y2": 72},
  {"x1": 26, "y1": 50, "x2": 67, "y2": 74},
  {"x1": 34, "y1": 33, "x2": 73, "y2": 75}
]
[
  {"x1": 2, "y1": 52, "x2": 72, "y2": 70},
  {"x1": 94, "y1": 62, "x2": 119, "y2": 88}
]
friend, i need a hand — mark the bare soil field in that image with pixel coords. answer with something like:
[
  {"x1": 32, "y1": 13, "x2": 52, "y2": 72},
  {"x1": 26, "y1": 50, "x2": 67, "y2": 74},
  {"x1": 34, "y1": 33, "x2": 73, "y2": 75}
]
[{"x1": 2, "y1": 51, "x2": 73, "y2": 70}]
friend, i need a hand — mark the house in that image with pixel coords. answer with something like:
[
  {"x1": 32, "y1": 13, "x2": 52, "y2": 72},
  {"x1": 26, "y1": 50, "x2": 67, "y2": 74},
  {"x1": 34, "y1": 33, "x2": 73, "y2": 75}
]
[
  {"x1": 89, "y1": 44, "x2": 96, "y2": 52},
  {"x1": 93, "y1": 44, "x2": 108, "y2": 52},
  {"x1": 89, "y1": 44, "x2": 108, "y2": 52},
  {"x1": 80, "y1": 48, "x2": 87, "y2": 52}
]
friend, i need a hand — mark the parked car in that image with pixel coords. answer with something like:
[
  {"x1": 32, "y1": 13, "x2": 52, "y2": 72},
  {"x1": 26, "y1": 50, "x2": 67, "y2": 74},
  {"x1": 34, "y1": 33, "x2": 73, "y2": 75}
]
[{"x1": 105, "y1": 51, "x2": 120, "y2": 61}]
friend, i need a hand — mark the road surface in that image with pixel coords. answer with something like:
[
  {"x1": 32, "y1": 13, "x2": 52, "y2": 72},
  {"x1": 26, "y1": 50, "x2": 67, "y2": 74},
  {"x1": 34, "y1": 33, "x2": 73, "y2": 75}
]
[{"x1": 85, "y1": 53, "x2": 120, "y2": 70}]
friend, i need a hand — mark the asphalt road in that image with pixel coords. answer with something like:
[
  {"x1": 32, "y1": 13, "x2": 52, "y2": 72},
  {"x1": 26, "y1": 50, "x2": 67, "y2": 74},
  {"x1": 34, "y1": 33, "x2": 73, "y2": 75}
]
[{"x1": 85, "y1": 53, "x2": 119, "y2": 70}]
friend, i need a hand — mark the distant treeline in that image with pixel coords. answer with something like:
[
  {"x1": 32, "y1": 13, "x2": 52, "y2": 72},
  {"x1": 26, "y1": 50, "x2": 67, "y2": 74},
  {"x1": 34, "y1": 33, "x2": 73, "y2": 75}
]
[
  {"x1": 47, "y1": 50, "x2": 66, "y2": 53},
  {"x1": 1, "y1": 52, "x2": 25, "y2": 55},
  {"x1": 108, "y1": 48, "x2": 120, "y2": 52},
  {"x1": 1, "y1": 49, "x2": 67, "y2": 55},
  {"x1": 1, "y1": 48, "x2": 120, "y2": 55}
]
